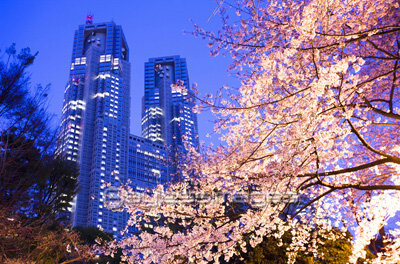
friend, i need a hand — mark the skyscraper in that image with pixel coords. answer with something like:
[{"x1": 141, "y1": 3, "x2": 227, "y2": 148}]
[
  {"x1": 56, "y1": 19, "x2": 130, "y2": 233},
  {"x1": 56, "y1": 18, "x2": 200, "y2": 237},
  {"x1": 142, "y1": 56, "x2": 199, "y2": 180}
]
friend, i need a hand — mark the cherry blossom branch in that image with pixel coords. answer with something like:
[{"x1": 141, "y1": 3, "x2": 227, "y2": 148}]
[
  {"x1": 367, "y1": 39, "x2": 399, "y2": 59},
  {"x1": 292, "y1": 188, "x2": 336, "y2": 218},
  {"x1": 311, "y1": 47, "x2": 319, "y2": 79},
  {"x1": 346, "y1": 118, "x2": 400, "y2": 163},
  {"x1": 389, "y1": 59, "x2": 398, "y2": 113},
  {"x1": 301, "y1": 28, "x2": 400, "y2": 51},
  {"x1": 315, "y1": 25, "x2": 400, "y2": 38},
  {"x1": 235, "y1": 125, "x2": 278, "y2": 171},
  {"x1": 367, "y1": 105, "x2": 400, "y2": 120},
  {"x1": 189, "y1": 86, "x2": 311, "y2": 111},
  {"x1": 318, "y1": 181, "x2": 400, "y2": 192},
  {"x1": 298, "y1": 158, "x2": 392, "y2": 178}
]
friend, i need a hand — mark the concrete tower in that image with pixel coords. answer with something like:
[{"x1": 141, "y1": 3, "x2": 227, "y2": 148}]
[
  {"x1": 142, "y1": 56, "x2": 199, "y2": 180},
  {"x1": 56, "y1": 20, "x2": 130, "y2": 234}
]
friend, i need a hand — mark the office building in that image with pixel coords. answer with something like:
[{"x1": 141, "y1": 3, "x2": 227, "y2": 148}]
[
  {"x1": 128, "y1": 134, "x2": 168, "y2": 190},
  {"x1": 142, "y1": 56, "x2": 199, "y2": 180},
  {"x1": 56, "y1": 19, "x2": 130, "y2": 234},
  {"x1": 56, "y1": 19, "x2": 199, "y2": 237}
]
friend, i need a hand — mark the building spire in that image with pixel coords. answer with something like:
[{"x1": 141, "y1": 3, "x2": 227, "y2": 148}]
[{"x1": 86, "y1": 14, "x2": 93, "y2": 25}]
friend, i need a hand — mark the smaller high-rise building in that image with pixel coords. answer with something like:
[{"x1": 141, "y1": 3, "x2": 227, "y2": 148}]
[
  {"x1": 128, "y1": 134, "x2": 168, "y2": 190},
  {"x1": 142, "y1": 56, "x2": 199, "y2": 180}
]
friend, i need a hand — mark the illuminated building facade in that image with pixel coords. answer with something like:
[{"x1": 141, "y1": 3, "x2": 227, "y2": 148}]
[
  {"x1": 128, "y1": 134, "x2": 168, "y2": 190},
  {"x1": 56, "y1": 20, "x2": 198, "y2": 237},
  {"x1": 56, "y1": 20, "x2": 130, "y2": 233},
  {"x1": 142, "y1": 56, "x2": 199, "y2": 180}
]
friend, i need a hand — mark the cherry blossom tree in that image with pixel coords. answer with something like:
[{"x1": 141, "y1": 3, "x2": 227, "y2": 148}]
[{"x1": 110, "y1": 0, "x2": 400, "y2": 263}]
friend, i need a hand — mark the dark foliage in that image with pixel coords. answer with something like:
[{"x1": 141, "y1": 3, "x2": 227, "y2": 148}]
[
  {"x1": 74, "y1": 226, "x2": 126, "y2": 264},
  {"x1": 0, "y1": 44, "x2": 83, "y2": 263},
  {"x1": 216, "y1": 227, "x2": 353, "y2": 264},
  {"x1": 74, "y1": 226, "x2": 114, "y2": 245}
]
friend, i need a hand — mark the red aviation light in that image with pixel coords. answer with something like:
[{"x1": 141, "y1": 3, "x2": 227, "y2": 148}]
[{"x1": 86, "y1": 14, "x2": 93, "y2": 25}]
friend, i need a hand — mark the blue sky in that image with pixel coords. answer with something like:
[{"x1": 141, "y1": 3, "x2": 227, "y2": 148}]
[{"x1": 0, "y1": 0, "x2": 237, "y2": 145}]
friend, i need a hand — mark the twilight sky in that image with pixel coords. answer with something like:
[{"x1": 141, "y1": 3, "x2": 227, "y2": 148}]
[{"x1": 0, "y1": 0, "x2": 237, "y2": 145}]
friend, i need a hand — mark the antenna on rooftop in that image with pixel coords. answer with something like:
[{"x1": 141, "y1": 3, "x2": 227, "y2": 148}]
[{"x1": 86, "y1": 14, "x2": 93, "y2": 25}]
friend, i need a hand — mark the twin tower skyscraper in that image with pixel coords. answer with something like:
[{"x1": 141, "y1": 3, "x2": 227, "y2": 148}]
[{"x1": 56, "y1": 20, "x2": 199, "y2": 235}]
